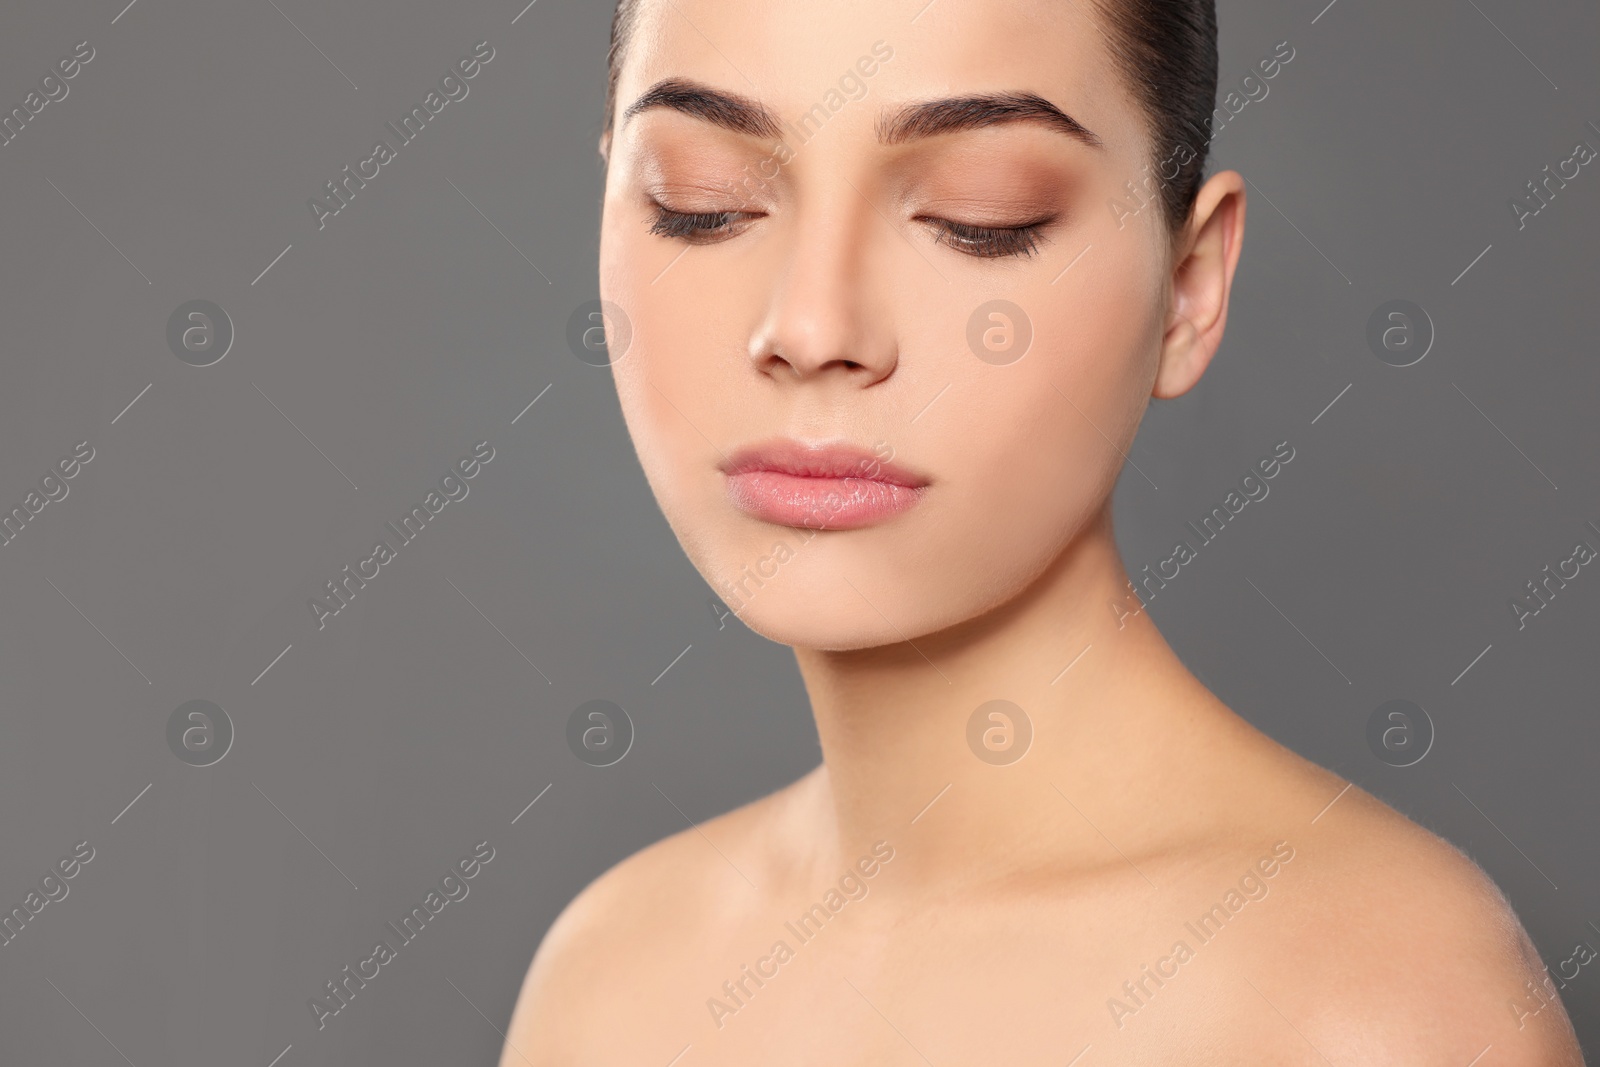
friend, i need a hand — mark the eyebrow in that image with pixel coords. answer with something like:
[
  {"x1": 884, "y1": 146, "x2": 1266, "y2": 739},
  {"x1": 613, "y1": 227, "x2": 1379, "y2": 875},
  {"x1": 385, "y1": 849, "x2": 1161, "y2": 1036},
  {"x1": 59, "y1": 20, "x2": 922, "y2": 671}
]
[
  {"x1": 623, "y1": 78, "x2": 785, "y2": 140},
  {"x1": 878, "y1": 91, "x2": 1103, "y2": 148},
  {"x1": 622, "y1": 77, "x2": 1103, "y2": 150}
]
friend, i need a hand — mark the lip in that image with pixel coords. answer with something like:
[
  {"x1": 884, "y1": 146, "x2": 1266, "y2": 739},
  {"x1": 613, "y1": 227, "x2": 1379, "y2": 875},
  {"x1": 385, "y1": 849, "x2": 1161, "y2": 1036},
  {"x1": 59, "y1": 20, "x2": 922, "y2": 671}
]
[{"x1": 719, "y1": 439, "x2": 929, "y2": 530}]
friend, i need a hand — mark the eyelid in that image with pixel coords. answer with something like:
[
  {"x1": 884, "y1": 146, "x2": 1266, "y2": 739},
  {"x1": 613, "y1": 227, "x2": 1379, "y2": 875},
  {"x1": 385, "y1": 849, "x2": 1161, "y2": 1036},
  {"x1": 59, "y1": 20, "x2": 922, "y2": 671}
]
[
  {"x1": 644, "y1": 176, "x2": 769, "y2": 210},
  {"x1": 914, "y1": 206, "x2": 1059, "y2": 229},
  {"x1": 920, "y1": 216, "x2": 1054, "y2": 259},
  {"x1": 646, "y1": 201, "x2": 762, "y2": 243},
  {"x1": 649, "y1": 196, "x2": 763, "y2": 223},
  {"x1": 644, "y1": 195, "x2": 1053, "y2": 259}
]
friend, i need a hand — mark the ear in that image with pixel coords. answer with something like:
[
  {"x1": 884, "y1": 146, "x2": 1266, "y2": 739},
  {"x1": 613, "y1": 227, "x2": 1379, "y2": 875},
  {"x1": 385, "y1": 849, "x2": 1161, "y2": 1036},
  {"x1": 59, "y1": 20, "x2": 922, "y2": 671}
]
[
  {"x1": 1153, "y1": 170, "x2": 1247, "y2": 399},
  {"x1": 598, "y1": 128, "x2": 613, "y2": 166}
]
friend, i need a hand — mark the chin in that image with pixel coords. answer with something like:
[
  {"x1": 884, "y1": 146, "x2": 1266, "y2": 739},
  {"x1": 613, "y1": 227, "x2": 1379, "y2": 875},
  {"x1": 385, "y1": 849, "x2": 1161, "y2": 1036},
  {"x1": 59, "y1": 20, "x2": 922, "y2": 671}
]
[{"x1": 690, "y1": 519, "x2": 1061, "y2": 652}]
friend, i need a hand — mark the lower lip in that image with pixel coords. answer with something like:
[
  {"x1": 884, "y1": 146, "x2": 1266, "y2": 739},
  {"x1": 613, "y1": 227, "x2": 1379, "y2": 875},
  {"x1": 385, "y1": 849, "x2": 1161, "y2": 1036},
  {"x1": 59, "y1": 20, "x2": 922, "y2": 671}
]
[{"x1": 724, "y1": 471, "x2": 925, "y2": 530}]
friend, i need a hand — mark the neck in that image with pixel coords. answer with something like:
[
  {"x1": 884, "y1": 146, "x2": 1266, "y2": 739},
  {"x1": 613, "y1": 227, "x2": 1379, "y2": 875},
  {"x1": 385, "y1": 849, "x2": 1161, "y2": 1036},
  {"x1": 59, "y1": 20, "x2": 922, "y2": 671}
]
[{"x1": 792, "y1": 509, "x2": 1221, "y2": 889}]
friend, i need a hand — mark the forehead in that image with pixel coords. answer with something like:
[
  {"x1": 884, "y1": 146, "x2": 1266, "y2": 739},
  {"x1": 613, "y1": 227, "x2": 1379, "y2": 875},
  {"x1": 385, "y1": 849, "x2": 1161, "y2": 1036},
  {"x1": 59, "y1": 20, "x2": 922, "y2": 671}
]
[{"x1": 617, "y1": 0, "x2": 1145, "y2": 158}]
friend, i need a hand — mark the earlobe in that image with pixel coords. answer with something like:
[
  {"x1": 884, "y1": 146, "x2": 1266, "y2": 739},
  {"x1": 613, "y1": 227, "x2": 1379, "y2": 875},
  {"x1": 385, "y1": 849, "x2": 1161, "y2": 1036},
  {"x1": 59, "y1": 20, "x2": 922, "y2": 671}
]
[
  {"x1": 1153, "y1": 315, "x2": 1202, "y2": 399},
  {"x1": 1151, "y1": 171, "x2": 1247, "y2": 401}
]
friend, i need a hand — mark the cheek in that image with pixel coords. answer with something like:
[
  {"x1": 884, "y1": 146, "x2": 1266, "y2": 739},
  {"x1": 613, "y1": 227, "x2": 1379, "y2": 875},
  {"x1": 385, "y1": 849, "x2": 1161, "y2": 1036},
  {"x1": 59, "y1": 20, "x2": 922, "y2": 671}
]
[
  {"x1": 600, "y1": 213, "x2": 743, "y2": 560},
  {"x1": 606, "y1": 328, "x2": 718, "y2": 553},
  {"x1": 935, "y1": 255, "x2": 1164, "y2": 557}
]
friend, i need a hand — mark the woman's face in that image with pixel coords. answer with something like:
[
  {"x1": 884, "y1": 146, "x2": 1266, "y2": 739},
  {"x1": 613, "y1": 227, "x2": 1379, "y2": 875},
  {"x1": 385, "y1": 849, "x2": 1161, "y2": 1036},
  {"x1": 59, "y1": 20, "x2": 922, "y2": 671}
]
[{"x1": 599, "y1": 0, "x2": 1186, "y2": 650}]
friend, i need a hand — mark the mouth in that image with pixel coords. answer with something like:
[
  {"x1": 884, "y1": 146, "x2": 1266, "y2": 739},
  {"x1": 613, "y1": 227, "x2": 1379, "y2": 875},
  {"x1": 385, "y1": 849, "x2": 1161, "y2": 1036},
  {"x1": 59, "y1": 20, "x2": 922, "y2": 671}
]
[{"x1": 719, "y1": 438, "x2": 930, "y2": 531}]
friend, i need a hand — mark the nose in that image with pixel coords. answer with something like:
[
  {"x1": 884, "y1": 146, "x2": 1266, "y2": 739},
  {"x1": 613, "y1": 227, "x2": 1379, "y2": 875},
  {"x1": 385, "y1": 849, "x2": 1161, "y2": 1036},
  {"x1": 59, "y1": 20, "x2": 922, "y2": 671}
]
[{"x1": 746, "y1": 200, "x2": 899, "y2": 386}]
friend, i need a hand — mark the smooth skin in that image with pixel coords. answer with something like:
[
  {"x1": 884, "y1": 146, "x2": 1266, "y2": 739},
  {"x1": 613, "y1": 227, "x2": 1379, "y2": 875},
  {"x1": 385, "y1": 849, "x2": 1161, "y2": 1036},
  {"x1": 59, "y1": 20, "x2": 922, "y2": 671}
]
[{"x1": 501, "y1": 0, "x2": 1586, "y2": 1062}]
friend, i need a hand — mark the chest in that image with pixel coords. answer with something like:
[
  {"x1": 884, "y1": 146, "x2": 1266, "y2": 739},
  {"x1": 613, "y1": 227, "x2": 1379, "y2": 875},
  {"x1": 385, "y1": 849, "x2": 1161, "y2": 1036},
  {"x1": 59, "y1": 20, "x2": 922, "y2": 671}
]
[{"x1": 587, "y1": 900, "x2": 1299, "y2": 1066}]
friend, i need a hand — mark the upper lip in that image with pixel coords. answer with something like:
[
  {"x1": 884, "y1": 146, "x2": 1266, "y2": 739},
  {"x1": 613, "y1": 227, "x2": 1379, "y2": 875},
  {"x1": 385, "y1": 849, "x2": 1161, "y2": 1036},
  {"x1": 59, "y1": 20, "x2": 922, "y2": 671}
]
[{"x1": 719, "y1": 439, "x2": 929, "y2": 487}]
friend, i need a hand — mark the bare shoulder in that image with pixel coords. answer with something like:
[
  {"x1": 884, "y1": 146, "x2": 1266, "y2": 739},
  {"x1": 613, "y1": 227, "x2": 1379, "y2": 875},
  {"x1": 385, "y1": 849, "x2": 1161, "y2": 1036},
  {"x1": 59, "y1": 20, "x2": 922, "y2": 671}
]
[
  {"x1": 1219, "y1": 748, "x2": 1584, "y2": 1065},
  {"x1": 497, "y1": 772, "x2": 815, "y2": 1065}
]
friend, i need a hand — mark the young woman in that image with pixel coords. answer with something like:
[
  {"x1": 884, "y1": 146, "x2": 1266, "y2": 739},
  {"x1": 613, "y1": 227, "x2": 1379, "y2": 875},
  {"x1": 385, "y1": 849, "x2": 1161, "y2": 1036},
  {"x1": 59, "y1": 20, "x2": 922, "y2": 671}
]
[{"x1": 503, "y1": 0, "x2": 1585, "y2": 1062}]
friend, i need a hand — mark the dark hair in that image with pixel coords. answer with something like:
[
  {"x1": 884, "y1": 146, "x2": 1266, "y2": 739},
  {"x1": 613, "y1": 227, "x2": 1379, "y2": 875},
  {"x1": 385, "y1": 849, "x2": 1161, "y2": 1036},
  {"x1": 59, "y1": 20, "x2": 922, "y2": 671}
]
[
  {"x1": 602, "y1": 0, "x2": 1217, "y2": 234},
  {"x1": 1087, "y1": 0, "x2": 1218, "y2": 234}
]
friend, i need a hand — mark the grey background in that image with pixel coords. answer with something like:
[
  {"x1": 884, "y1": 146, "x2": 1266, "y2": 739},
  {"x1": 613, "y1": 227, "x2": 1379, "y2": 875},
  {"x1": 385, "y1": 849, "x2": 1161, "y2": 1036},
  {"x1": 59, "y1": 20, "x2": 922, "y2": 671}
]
[{"x1": 0, "y1": 0, "x2": 1595, "y2": 1062}]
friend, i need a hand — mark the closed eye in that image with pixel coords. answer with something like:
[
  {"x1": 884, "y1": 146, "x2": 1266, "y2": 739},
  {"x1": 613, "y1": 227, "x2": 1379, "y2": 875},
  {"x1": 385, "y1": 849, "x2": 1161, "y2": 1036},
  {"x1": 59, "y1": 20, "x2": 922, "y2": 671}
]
[
  {"x1": 647, "y1": 204, "x2": 759, "y2": 243},
  {"x1": 922, "y1": 217, "x2": 1052, "y2": 259},
  {"x1": 646, "y1": 202, "x2": 1053, "y2": 260}
]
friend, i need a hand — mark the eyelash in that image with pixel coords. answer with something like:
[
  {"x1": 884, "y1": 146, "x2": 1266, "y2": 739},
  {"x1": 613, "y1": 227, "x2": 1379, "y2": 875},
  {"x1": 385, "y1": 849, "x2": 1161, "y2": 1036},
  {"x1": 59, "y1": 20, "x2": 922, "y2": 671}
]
[
  {"x1": 646, "y1": 204, "x2": 1052, "y2": 260},
  {"x1": 647, "y1": 206, "x2": 750, "y2": 244},
  {"x1": 924, "y1": 218, "x2": 1050, "y2": 259}
]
